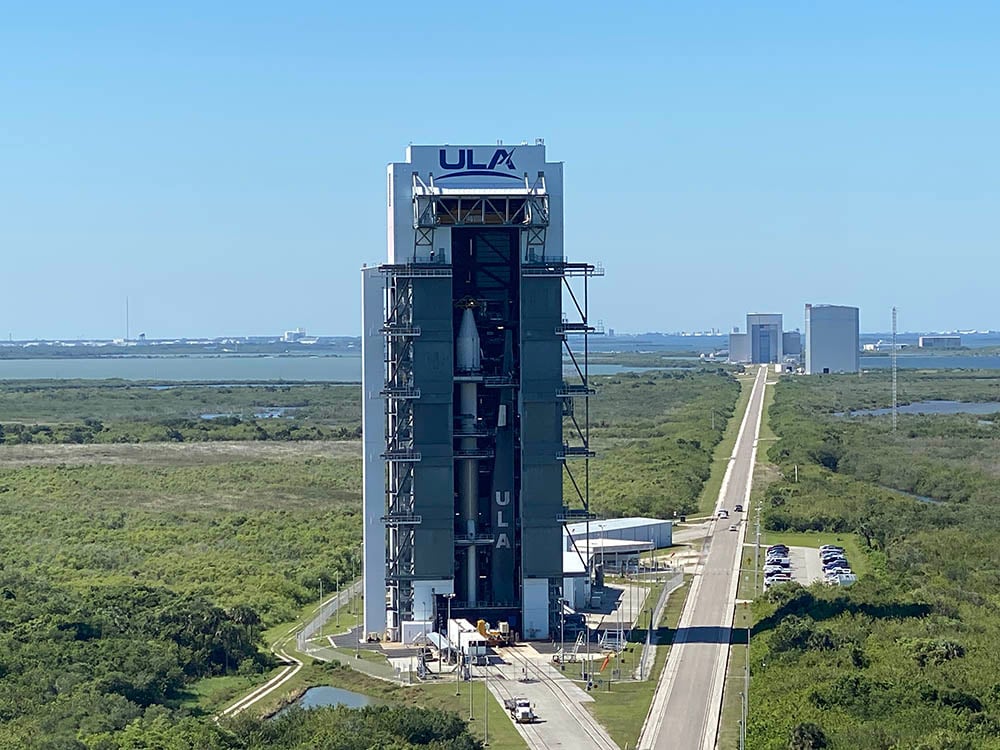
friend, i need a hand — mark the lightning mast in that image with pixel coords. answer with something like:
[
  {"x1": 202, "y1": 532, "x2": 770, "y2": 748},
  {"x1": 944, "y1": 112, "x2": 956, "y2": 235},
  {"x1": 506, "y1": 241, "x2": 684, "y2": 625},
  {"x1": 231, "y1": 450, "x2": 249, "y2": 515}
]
[{"x1": 891, "y1": 307, "x2": 898, "y2": 433}]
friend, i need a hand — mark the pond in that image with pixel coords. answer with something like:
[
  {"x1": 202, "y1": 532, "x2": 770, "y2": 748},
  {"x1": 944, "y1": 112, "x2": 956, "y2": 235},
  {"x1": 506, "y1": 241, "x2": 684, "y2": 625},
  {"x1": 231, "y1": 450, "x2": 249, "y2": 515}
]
[
  {"x1": 839, "y1": 400, "x2": 1000, "y2": 418},
  {"x1": 280, "y1": 686, "x2": 374, "y2": 714}
]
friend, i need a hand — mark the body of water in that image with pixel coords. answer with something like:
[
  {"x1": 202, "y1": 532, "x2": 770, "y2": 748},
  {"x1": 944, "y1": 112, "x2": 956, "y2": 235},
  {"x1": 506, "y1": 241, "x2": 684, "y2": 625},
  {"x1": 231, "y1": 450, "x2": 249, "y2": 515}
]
[
  {"x1": 861, "y1": 355, "x2": 1000, "y2": 370},
  {"x1": 289, "y1": 686, "x2": 373, "y2": 711},
  {"x1": 841, "y1": 400, "x2": 1000, "y2": 417},
  {"x1": 0, "y1": 356, "x2": 676, "y2": 382}
]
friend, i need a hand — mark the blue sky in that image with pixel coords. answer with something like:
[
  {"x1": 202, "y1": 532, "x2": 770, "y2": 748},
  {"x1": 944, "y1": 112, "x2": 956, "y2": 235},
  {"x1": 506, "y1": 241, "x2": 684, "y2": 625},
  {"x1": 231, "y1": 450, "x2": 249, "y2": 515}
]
[{"x1": 2, "y1": 1, "x2": 997, "y2": 338}]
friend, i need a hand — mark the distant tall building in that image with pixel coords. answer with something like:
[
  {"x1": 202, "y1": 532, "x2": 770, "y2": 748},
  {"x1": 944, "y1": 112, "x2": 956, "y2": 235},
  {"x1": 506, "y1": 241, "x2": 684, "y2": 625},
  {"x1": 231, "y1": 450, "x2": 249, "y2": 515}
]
[
  {"x1": 805, "y1": 304, "x2": 859, "y2": 374},
  {"x1": 728, "y1": 332, "x2": 750, "y2": 363},
  {"x1": 782, "y1": 331, "x2": 802, "y2": 358},
  {"x1": 747, "y1": 314, "x2": 783, "y2": 364}
]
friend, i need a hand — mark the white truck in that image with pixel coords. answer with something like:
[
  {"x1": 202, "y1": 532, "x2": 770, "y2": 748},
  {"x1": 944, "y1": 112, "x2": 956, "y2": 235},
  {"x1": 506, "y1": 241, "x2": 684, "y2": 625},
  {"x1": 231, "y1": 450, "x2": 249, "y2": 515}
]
[
  {"x1": 504, "y1": 697, "x2": 538, "y2": 724},
  {"x1": 447, "y1": 618, "x2": 489, "y2": 664}
]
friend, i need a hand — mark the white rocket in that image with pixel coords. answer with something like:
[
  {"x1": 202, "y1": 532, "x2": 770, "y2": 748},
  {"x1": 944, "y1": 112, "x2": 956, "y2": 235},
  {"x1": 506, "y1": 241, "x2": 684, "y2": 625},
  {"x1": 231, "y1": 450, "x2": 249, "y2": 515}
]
[{"x1": 456, "y1": 307, "x2": 481, "y2": 603}]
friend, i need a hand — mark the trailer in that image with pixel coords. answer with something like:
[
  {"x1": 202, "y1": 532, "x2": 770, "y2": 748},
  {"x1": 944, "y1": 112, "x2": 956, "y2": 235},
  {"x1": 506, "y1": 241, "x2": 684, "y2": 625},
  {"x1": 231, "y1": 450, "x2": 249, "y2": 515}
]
[
  {"x1": 447, "y1": 618, "x2": 489, "y2": 664},
  {"x1": 503, "y1": 697, "x2": 538, "y2": 724}
]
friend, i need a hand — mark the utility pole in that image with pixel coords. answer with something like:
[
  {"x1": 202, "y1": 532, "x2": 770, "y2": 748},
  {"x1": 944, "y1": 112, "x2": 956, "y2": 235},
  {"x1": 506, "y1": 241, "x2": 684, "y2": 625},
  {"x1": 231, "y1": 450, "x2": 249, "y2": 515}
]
[
  {"x1": 446, "y1": 593, "x2": 457, "y2": 693},
  {"x1": 483, "y1": 672, "x2": 489, "y2": 746},
  {"x1": 355, "y1": 556, "x2": 363, "y2": 659},
  {"x1": 753, "y1": 504, "x2": 762, "y2": 594},
  {"x1": 559, "y1": 599, "x2": 566, "y2": 671},
  {"x1": 745, "y1": 609, "x2": 751, "y2": 742},
  {"x1": 469, "y1": 659, "x2": 474, "y2": 721}
]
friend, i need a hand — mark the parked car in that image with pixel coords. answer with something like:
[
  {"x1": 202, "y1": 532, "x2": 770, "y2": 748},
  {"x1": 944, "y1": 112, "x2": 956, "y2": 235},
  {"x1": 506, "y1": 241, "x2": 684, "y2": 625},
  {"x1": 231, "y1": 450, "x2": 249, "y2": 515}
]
[
  {"x1": 729, "y1": 524, "x2": 739, "y2": 531},
  {"x1": 735, "y1": 504, "x2": 744, "y2": 513}
]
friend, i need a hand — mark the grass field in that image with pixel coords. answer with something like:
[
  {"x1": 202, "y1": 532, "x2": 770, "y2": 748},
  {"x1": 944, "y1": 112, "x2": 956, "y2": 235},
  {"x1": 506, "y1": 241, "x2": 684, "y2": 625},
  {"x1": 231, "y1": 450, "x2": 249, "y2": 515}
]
[{"x1": 0, "y1": 449, "x2": 364, "y2": 626}]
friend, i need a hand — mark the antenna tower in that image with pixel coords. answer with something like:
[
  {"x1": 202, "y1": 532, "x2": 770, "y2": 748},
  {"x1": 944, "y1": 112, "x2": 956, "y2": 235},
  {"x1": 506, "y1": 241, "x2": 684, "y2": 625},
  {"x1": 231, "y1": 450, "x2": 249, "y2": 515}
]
[{"x1": 891, "y1": 306, "x2": 898, "y2": 432}]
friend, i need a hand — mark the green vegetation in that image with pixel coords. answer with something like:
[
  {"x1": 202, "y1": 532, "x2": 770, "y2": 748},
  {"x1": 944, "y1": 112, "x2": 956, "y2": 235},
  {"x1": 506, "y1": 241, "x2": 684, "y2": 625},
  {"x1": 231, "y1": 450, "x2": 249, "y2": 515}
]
[
  {"x1": 92, "y1": 703, "x2": 484, "y2": 749},
  {"x1": 0, "y1": 456, "x2": 362, "y2": 624},
  {"x1": 746, "y1": 371, "x2": 1000, "y2": 749},
  {"x1": 0, "y1": 381, "x2": 360, "y2": 443},
  {"x1": 0, "y1": 445, "x2": 368, "y2": 747},
  {"x1": 0, "y1": 366, "x2": 740, "y2": 746},
  {"x1": 582, "y1": 369, "x2": 741, "y2": 518}
]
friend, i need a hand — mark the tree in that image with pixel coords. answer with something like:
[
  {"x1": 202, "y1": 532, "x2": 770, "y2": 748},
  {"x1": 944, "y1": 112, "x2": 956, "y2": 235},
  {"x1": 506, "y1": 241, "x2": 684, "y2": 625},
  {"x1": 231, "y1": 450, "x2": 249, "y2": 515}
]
[{"x1": 789, "y1": 722, "x2": 828, "y2": 750}]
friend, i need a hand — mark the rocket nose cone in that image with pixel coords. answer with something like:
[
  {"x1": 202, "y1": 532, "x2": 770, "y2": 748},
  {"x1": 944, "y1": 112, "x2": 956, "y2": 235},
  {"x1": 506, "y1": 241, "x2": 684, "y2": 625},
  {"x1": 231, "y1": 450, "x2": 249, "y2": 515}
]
[{"x1": 457, "y1": 309, "x2": 481, "y2": 370}]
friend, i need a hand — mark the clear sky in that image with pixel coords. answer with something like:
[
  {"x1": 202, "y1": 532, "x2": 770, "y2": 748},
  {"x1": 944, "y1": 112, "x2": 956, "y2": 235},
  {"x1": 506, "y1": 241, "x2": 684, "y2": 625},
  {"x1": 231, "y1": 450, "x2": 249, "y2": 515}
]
[{"x1": 3, "y1": 1, "x2": 997, "y2": 338}]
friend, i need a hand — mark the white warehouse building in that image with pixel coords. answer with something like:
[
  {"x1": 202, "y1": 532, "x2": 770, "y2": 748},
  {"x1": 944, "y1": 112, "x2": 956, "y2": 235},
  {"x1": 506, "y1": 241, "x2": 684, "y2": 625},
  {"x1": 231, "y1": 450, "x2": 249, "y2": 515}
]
[
  {"x1": 805, "y1": 304, "x2": 860, "y2": 374},
  {"x1": 561, "y1": 517, "x2": 673, "y2": 610}
]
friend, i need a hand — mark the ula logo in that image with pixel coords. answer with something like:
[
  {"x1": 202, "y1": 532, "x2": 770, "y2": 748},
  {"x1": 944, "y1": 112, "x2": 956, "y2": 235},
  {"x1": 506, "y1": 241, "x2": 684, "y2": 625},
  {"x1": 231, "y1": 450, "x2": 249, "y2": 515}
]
[{"x1": 437, "y1": 148, "x2": 520, "y2": 179}]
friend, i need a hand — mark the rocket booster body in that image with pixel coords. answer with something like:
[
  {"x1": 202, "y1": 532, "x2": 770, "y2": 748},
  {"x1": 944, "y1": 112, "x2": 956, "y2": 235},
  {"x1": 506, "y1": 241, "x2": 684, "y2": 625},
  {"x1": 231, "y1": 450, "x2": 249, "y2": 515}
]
[{"x1": 456, "y1": 308, "x2": 481, "y2": 603}]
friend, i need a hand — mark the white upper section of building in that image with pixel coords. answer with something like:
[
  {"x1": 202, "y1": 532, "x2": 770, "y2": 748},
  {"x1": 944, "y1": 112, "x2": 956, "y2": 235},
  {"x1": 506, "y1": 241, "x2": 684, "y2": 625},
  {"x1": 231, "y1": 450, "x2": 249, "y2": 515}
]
[{"x1": 386, "y1": 143, "x2": 564, "y2": 265}]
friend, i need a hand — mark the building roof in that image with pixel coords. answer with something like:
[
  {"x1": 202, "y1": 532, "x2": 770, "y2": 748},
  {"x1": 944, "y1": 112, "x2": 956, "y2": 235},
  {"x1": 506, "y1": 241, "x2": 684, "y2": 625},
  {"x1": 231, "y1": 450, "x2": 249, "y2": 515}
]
[
  {"x1": 563, "y1": 549, "x2": 588, "y2": 577},
  {"x1": 565, "y1": 517, "x2": 672, "y2": 536},
  {"x1": 564, "y1": 538, "x2": 654, "y2": 575}
]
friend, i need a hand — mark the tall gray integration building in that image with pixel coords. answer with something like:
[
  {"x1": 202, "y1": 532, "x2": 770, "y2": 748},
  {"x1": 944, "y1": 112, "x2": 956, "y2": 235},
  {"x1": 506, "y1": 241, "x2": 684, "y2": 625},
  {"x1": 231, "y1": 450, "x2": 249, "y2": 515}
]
[
  {"x1": 730, "y1": 313, "x2": 784, "y2": 364},
  {"x1": 362, "y1": 144, "x2": 598, "y2": 643},
  {"x1": 804, "y1": 304, "x2": 860, "y2": 374}
]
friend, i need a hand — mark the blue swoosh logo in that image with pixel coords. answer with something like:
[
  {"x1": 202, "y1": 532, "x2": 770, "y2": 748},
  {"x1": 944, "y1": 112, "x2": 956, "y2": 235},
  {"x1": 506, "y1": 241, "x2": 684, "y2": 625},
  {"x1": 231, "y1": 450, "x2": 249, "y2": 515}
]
[{"x1": 436, "y1": 170, "x2": 523, "y2": 181}]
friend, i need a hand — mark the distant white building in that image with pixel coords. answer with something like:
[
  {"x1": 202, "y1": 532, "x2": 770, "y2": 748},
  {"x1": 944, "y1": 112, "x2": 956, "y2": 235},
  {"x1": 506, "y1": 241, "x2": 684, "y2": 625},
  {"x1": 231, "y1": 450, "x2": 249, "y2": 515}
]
[
  {"x1": 805, "y1": 304, "x2": 859, "y2": 374},
  {"x1": 282, "y1": 327, "x2": 306, "y2": 343}
]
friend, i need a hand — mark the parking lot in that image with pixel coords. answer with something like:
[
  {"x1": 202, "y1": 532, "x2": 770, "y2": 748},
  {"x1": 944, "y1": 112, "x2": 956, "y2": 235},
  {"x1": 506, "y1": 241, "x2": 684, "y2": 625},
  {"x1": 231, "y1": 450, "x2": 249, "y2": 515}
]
[{"x1": 760, "y1": 544, "x2": 853, "y2": 588}]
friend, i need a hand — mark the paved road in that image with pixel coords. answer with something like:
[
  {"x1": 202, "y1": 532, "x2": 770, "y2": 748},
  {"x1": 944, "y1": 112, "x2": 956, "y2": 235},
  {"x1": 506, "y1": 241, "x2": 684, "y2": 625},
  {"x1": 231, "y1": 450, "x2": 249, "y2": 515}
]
[
  {"x1": 488, "y1": 649, "x2": 618, "y2": 750},
  {"x1": 639, "y1": 367, "x2": 769, "y2": 750}
]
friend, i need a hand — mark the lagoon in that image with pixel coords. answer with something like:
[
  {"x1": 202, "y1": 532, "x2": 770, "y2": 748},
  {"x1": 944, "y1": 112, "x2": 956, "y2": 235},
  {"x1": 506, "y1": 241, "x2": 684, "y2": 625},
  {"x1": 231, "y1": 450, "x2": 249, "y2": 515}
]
[{"x1": 842, "y1": 400, "x2": 1000, "y2": 418}]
